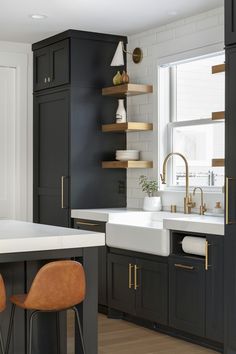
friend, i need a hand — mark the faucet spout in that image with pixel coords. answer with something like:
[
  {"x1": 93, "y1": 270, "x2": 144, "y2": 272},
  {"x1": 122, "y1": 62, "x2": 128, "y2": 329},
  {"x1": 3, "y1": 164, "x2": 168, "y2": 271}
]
[{"x1": 160, "y1": 152, "x2": 194, "y2": 214}]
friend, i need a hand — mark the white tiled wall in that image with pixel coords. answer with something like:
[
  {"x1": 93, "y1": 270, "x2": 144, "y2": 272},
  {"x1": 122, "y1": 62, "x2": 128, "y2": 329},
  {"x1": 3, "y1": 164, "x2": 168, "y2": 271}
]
[{"x1": 126, "y1": 7, "x2": 224, "y2": 211}]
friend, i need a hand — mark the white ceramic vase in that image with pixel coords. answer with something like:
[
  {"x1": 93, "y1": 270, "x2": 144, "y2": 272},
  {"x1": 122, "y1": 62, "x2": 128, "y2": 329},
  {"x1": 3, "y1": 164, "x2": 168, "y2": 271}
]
[
  {"x1": 116, "y1": 99, "x2": 127, "y2": 123},
  {"x1": 143, "y1": 196, "x2": 162, "y2": 211}
]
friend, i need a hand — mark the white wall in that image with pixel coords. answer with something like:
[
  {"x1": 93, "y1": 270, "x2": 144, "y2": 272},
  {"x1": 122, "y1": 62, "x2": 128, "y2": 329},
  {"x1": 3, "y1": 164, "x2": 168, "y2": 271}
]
[
  {"x1": 0, "y1": 41, "x2": 33, "y2": 221},
  {"x1": 127, "y1": 7, "x2": 224, "y2": 212}
]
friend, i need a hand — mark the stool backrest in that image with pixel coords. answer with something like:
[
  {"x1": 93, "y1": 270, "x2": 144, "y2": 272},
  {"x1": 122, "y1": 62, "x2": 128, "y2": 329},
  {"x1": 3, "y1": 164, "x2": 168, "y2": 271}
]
[
  {"x1": 25, "y1": 260, "x2": 86, "y2": 311},
  {"x1": 0, "y1": 275, "x2": 6, "y2": 312}
]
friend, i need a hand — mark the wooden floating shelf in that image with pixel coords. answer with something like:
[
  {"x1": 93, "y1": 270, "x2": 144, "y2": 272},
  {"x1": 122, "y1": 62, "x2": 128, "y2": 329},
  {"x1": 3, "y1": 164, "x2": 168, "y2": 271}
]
[
  {"x1": 102, "y1": 122, "x2": 153, "y2": 133},
  {"x1": 102, "y1": 84, "x2": 153, "y2": 97},
  {"x1": 212, "y1": 158, "x2": 225, "y2": 167},
  {"x1": 212, "y1": 64, "x2": 225, "y2": 74},
  {"x1": 212, "y1": 111, "x2": 225, "y2": 120},
  {"x1": 102, "y1": 161, "x2": 153, "y2": 169}
]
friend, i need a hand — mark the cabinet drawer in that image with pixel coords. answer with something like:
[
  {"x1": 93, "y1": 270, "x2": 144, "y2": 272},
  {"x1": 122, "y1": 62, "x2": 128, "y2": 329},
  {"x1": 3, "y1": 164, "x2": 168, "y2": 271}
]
[{"x1": 169, "y1": 256, "x2": 205, "y2": 337}]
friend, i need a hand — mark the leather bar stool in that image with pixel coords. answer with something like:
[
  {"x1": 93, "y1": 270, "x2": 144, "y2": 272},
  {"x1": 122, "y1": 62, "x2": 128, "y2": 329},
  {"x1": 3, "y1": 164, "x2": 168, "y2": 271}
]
[
  {"x1": 5, "y1": 260, "x2": 86, "y2": 354},
  {"x1": 0, "y1": 275, "x2": 6, "y2": 354}
]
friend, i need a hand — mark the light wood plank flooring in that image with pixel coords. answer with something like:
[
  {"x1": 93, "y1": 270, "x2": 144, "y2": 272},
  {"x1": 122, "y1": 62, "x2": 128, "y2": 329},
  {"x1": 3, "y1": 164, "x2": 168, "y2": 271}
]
[{"x1": 98, "y1": 314, "x2": 219, "y2": 354}]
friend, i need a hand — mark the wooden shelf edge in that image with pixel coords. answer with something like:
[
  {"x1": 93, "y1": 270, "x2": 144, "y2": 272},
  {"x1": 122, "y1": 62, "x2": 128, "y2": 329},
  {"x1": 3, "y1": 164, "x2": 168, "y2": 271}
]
[
  {"x1": 212, "y1": 111, "x2": 225, "y2": 120},
  {"x1": 102, "y1": 161, "x2": 153, "y2": 169},
  {"x1": 212, "y1": 64, "x2": 225, "y2": 74},
  {"x1": 102, "y1": 83, "x2": 153, "y2": 97},
  {"x1": 212, "y1": 158, "x2": 225, "y2": 167},
  {"x1": 102, "y1": 122, "x2": 153, "y2": 133}
]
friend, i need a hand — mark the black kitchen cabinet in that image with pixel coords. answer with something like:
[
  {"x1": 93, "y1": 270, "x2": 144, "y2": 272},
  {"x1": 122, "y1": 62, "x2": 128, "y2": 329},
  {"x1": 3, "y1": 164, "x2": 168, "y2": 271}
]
[
  {"x1": 73, "y1": 219, "x2": 107, "y2": 308},
  {"x1": 108, "y1": 253, "x2": 136, "y2": 314},
  {"x1": 33, "y1": 39, "x2": 69, "y2": 91},
  {"x1": 107, "y1": 251, "x2": 168, "y2": 325},
  {"x1": 225, "y1": 44, "x2": 236, "y2": 354},
  {"x1": 33, "y1": 90, "x2": 70, "y2": 226},
  {"x1": 135, "y1": 258, "x2": 168, "y2": 324},
  {"x1": 225, "y1": 0, "x2": 236, "y2": 46},
  {"x1": 33, "y1": 30, "x2": 127, "y2": 227},
  {"x1": 169, "y1": 256, "x2": 205, "y2": 337},
  {"x1": 205, "y1": 235, "x2": 224, "y2": 343}
]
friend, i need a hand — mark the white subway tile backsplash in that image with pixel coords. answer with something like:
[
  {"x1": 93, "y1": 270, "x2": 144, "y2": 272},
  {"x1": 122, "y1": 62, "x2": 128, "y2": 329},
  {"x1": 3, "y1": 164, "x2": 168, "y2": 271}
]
[{"x1": 126, "y1": 7, "x2": 224, "y2": 209}]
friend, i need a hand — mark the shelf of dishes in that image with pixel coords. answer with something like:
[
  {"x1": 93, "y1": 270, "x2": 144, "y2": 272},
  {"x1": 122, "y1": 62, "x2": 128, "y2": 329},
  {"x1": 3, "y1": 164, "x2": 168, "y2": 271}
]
[{"x1": 102, "y1": 150, "x2": 153, "y2": 169}]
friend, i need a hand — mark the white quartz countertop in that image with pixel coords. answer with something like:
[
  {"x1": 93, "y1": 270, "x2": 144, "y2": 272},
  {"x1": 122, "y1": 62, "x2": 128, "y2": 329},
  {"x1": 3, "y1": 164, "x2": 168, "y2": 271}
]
[
  {"x1": 71, "y1": 208, "x2": 224, "y2": 235},
  {"x1": 0, "y1": 220, "x2": 105, "y2": 254}
]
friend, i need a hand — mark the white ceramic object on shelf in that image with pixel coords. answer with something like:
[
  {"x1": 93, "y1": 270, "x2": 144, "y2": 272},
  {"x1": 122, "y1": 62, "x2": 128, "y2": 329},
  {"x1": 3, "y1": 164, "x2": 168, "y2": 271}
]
[
  {"x1": 116, "y1": 150, "x2": 140, "y2": 161},
  {"x1": 143, "y1": 196, "x2": 162, "y2": 211},
  {"x1": 116, "y1": 99, "x2": 126, "y2": 123}
]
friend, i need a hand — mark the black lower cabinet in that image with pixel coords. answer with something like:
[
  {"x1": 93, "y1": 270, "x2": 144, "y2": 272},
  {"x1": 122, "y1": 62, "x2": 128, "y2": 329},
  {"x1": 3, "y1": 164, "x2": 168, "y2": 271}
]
[
  {"x1": 205, "y1": 235, "x2": 224, "y2": 343},
  {"x1": 107, "y1": 252, "x2": 168, "y2": 325},
  {"x1": 73, "y1": 219, "x2": 107, "y2": 308},
  {"x1": 169, "y1": 256, "x2": 205, "y2": 337}
]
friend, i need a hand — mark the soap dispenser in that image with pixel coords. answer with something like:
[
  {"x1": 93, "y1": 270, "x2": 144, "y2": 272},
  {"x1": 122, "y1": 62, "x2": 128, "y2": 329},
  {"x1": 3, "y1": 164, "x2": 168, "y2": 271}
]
[{"x1": 213, "y1": 201, "x2": 223, "y2": 214}]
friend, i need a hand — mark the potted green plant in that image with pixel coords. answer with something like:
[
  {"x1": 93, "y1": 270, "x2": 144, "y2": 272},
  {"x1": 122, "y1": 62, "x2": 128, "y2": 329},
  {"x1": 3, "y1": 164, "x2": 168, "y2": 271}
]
[{"x1": 139, "y1": 175, "x2": 162, "y2": 211}]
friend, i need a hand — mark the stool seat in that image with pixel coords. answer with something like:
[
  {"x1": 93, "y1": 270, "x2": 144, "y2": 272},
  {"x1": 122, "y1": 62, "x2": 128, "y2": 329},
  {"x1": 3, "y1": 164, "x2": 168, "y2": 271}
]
[
  {"x1": 0, "y1": 275, "x2": 6, "y2": 313},
  {"x1": 6, "y1": 260, "x2": 87, "y2": 354}
]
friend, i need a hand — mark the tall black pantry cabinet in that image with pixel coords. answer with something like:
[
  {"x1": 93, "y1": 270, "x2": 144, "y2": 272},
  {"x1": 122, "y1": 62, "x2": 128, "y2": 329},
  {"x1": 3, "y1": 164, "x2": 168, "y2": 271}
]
[
  {"x1": 225, "y1": 2, "x2": 236, "y2": 353},
  {"x1": 33, "y1": 30, "x2": 127, "y2": 227}
]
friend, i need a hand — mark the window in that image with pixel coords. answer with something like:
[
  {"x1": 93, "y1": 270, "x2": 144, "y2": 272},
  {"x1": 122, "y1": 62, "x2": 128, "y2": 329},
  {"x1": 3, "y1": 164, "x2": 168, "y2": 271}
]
[{"x1": 160, "y1": 53, "x2": 225, "y2": 188}]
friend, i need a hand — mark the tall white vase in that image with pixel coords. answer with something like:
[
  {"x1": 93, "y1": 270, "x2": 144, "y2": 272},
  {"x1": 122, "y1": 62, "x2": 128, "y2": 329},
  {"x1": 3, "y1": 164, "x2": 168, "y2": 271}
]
[{"x1": 116, "y1": 99, "x2": 127, "y2": 123}]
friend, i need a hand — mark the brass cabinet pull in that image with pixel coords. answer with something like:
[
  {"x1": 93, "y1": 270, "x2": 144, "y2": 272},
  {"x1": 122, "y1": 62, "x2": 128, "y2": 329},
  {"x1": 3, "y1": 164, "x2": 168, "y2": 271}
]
[
  {"x1": 61, "y1": 176, "x2": 66, "y2": 209},
  {"x1": 205, "y1": 240, "x2": 209, "y2": 271},
  {"x1": 134, "y1": 265, "x2": 140, "y2": 290},
  {"x1": 128, "y1": 264, "x2": 134, "y2": 289},
  {"x1": 75, "y1": 221, "x2": 100, "y2": 227},
  {"x1": 174, "y1": 263, "x2": 194, "y2": 271}
]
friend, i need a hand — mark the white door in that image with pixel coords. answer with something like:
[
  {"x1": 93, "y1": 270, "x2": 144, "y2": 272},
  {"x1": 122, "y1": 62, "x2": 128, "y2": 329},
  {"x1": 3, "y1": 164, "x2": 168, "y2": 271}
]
[{"x1": 0, "y1": 66, "x2": 16, "y2": 218}]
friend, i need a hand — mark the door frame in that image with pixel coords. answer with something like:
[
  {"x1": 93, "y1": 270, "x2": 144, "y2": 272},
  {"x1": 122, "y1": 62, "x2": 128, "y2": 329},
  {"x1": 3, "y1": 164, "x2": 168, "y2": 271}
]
[{"x1": 0, "y1": 46, "x2": 32, "y2": 220}]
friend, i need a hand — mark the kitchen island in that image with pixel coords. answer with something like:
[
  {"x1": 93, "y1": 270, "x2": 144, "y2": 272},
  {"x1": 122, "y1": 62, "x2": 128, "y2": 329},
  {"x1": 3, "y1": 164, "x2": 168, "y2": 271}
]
[{"x1": 0, "y1": 220, "x2": 105, "y2": 354}]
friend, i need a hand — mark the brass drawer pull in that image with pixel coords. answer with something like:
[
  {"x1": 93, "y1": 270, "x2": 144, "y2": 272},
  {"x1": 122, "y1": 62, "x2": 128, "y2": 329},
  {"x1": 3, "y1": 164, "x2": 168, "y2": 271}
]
[
  {"x1": 75, "y1": 221, "x2": 100, "y2": 227},
  {"x1": 134, "y1": 265, "x2": 140, "y2": 290},
  {"x1": 128, "y1": 264, "x2": 134, "y2": 289},
  {"x1": 174, "y1": 263, "x2": 194, "y2": 270},
  {"x1": 61, "y1": 176, "x2": 66, "y2": 209}
]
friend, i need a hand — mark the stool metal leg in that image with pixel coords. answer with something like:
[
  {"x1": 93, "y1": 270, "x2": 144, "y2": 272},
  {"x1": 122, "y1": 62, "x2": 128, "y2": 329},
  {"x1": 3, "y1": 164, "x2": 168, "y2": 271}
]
[
  {"x1": 5, "y1": 304, "x2": 16, "y2": 354},
  {"x1": 28, "y1": 311, "x2": 38, "y2": 354},
  {"x1": 73, "y1": 307, "x2": 86, "y2": 354},
  {"x1": 0, "y1": 328, "x2": 4, "y2": 354},
  {"x1": 56, "y1": 312, "x2": 60, "y2": 354}
]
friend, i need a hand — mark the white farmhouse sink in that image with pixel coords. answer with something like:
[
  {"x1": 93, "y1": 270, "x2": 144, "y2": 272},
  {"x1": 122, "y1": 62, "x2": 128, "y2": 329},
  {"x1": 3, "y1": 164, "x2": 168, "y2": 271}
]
[
  {"x1": 106, "y1": 211, "x2": 185, "y2": 256},
  {"x1": 106, "y1": 222, "x2": 169, "y2": 256}
]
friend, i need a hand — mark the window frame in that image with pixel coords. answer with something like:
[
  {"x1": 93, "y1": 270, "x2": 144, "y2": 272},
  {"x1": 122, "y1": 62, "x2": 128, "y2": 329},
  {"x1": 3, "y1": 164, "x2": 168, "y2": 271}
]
[{"x1": 158, "y1": 50, "x2": 225, "y2": 193}]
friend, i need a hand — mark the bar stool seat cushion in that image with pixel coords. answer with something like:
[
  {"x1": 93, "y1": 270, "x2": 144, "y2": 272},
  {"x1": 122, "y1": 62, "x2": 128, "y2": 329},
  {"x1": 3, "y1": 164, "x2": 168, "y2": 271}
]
[
  {"x1": 0, "y1": 275, "x2": 6, "y2": 312},
  {"x1": 10, "y1": 260, "x2": 86, "y2": 311}
]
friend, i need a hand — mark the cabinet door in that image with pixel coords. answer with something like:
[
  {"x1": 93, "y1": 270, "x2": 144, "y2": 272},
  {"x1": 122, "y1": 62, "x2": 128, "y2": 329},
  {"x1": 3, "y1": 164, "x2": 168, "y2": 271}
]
[
  {"x1": 49, "y1": 39, "x2": 70, "y2": 88},
  {"x1": 225, "y1": 0, "x2": 236, "y2": 46},
  {"x1": 225, "y1": 46, "x2": 236, "y2": 354},
  {"x1": 135, "y1": 259, "x2": 168, "y2": 325},
  {"x1": 33, "y1": 47, "x2": 50, "y2": 91},
  {"x1": 33, "y1": 90, "x2": 70, "y2": 227},
  {"x1": 169, "y1": 256, "x2": 205, "y2": 337},
  {"x1": 107, "y1": 253, "x2": 135, "y2": 314},
  {"x1": 74, "y1": 219, "x2": 107, "y2": 307},
  {"x1": 206, "y1": 235, "x2": 224, "y2": 343}
]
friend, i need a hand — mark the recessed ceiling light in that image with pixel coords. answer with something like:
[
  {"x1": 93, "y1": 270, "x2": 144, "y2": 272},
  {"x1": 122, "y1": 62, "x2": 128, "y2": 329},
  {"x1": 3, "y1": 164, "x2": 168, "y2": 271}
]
[{"x1": 30, "y1": 14, "x2": 47, "y2": 20}]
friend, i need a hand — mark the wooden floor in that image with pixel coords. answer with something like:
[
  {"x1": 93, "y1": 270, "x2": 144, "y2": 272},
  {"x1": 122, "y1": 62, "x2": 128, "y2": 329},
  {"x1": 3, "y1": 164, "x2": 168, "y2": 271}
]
[{"x1": 98, "y1": 314, "x2": 219, "y2": 354}]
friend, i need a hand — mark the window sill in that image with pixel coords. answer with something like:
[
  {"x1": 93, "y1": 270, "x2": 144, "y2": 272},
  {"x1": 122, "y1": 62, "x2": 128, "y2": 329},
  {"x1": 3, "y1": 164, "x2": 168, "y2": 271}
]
[{"x1": 160, "y1": 186, "x2": 224, "y2": 194}]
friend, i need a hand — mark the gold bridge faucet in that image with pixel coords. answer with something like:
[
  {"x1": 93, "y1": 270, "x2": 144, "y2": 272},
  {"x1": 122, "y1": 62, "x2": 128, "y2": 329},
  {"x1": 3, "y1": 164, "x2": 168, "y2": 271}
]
[
  {"x1": 193, "y1": 187, "x2": 207, "y2": 215},
  {"x1": 160, "y1": 152, "x2": 195, "y2": 214}
]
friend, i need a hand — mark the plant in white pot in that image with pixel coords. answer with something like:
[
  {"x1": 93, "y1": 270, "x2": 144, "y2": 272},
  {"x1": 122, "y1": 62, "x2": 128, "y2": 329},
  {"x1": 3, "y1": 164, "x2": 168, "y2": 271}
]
[{"x1": 139, "y1": 175, "x2": 162, "y2": 211}]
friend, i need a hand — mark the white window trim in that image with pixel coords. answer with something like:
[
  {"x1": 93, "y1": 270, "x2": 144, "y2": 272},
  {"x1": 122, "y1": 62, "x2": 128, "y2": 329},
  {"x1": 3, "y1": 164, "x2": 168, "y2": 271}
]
[{"x1": 157, "y1": 44, "x2": 225, "y2": 194}]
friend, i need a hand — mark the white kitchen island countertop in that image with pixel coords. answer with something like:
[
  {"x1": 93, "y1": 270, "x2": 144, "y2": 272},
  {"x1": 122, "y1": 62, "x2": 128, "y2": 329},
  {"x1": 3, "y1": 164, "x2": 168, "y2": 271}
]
[{"x1": 0, "y1": 220, "x2": 105, "y2": 254}]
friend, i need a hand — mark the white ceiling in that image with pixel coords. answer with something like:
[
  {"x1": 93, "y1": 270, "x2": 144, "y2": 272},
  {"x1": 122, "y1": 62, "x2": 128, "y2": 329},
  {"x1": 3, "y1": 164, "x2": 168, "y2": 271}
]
[{"x1": 0, "y1": 0, "x2": 223, "y2": 44}]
